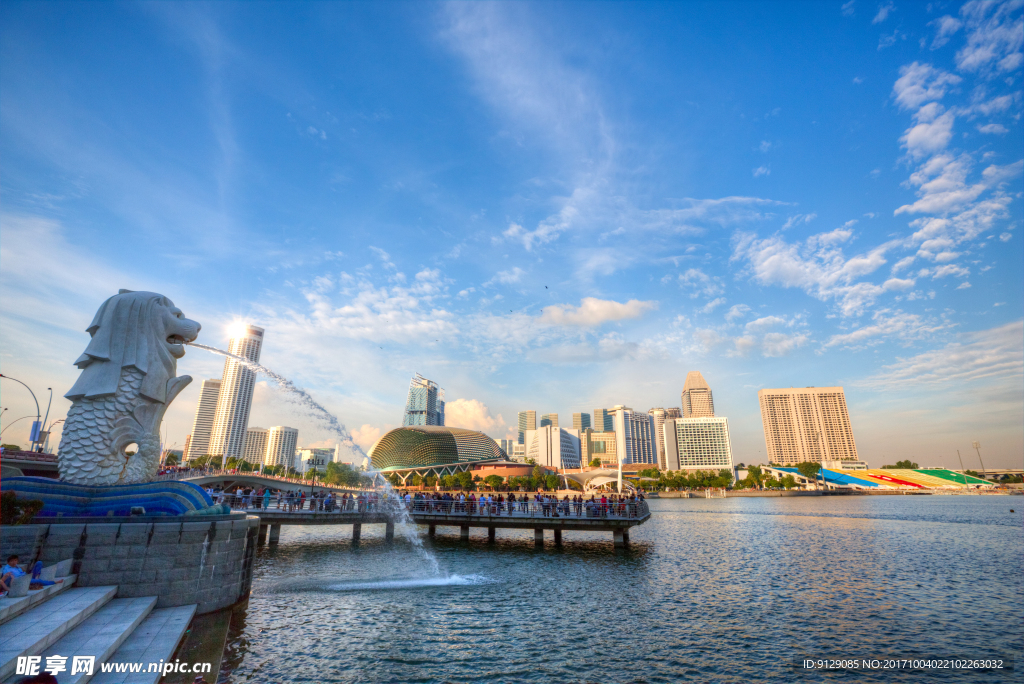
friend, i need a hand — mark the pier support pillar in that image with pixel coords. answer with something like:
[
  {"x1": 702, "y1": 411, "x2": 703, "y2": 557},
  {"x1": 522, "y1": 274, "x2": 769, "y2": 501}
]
[
  {"x1": 488, "y1": 527, "x2": 496, "y2": 543},
  {"x1": 257, "y1": 525, "x2": 268, "y2": 545},
  {"x1": 268, "y1": 524, "x2": 281, "y2": 545},
  {"x1": 385, "y1": 522, "x2": 395, "y2": 542},
  {"x1": 428, "y1": 524, "x2": 436, "y2": 537},
  {"x1": 460, "y1": 525, "x2": 469, "y2": 541},
  {"x1": 534, "y1": 529, "x2": 544, "y2": 546},
  {"x1": 553, "y1": 529, "x2": 562, "y2": 546},
  {"x1": 613, "y1": 529, "x2": 625, "y2": 547},
  {"x1": 622, "y1": 529, "x2": 629, "y2": 546},
  {"x1": 352, "y1": 523, "x2": 361, "y2": 542}
]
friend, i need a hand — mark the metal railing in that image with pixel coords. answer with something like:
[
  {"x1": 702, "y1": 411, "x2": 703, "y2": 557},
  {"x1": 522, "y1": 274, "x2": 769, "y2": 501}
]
[{"x1": 218, "y1": 493, "x2": 650, "y2": 520}]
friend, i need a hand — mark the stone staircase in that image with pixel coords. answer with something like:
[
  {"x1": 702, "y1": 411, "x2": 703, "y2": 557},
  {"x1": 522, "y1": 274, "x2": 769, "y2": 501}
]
[{"x1": 0, "y1": 568, "x2": 195, "y2": 684}]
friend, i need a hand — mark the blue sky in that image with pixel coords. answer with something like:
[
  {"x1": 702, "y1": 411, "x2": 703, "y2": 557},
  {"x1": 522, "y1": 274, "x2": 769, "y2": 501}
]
[{"x1": 1, "y1": 1, "x2": 1021, "y2": 468}]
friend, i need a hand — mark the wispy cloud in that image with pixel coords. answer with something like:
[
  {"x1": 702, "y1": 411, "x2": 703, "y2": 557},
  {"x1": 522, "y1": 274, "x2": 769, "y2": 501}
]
[{"x1": 538, "y1": 297, "x2": 657, "y2": 327}]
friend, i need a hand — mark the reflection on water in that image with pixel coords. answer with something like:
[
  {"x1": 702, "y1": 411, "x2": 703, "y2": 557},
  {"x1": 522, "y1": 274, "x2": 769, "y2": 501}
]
[{"x1": 216, "y1": 496, "x2": 1022, "y2": 683}]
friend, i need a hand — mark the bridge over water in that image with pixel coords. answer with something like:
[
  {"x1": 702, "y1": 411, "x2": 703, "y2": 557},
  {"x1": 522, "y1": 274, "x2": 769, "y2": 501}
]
[{"x1": 242, "y1": 499, "x2": 649, "y2": 547}]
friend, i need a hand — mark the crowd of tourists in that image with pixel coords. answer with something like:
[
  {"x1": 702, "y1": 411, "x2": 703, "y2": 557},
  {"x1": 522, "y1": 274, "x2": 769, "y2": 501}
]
[{"x1": 207, "y1": 485, "x2": 644, "y2": 518}]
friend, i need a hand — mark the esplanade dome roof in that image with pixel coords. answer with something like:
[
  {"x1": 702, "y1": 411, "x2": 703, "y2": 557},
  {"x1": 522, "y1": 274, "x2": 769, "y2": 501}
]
[{"x1": 368, "y1": 426, "x2": 504, "y2": 471}]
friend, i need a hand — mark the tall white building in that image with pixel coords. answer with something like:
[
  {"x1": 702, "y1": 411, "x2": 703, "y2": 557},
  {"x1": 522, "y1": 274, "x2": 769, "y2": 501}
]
[
  {"x1": 208, "y1": 325, "x2": 264, "y2": 465},
  {"x1": 663, "y1": 417, "x2": 735, "y2": 473},
  {"x1": 524, "y1": 426, "x2": 581, "y2": 469},
  {"x1": 612, "y1": 406, "x2": 657, "y2": 465},
  {"x1": 648, "y1": 408, "x2": 681, "y2": 470},
  {"x1": 758, "y1": 386, "x2": 859, "y2": 465},
  {"x1": 243, "y1": 427, "x2": 269, "y2": 465},
  {"x1": 185, "y1": 379, "x2": 221, "y2": 461},
  {"x1": 681, "y1": 371, "x2": 715, "y2": 418},
  {"x1": 402, "y1": 374, "x2": 445, "y2": 426},
  {"x1": 264, "y1": 426, "x2": 298, "y2": 469}
]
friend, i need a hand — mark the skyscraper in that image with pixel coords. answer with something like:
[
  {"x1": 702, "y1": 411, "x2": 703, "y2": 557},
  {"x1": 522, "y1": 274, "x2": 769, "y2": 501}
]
[
  {"x1": 757, "y1": 386, "x2": 859, "y2": 465},
  {"x1": 264, "y1": 426, "x2": 299, "y2": 469},
  {"x1": 593, "y1": 408, "x2": 614, "y2": 432},
  {"x1": 681, "y1": 371, "x2": 715, "y2": 418},
  {"x1": 648, "y1": 408, "x2": 670, "y2": 470},
  {"x1": 517, "y1": 410, "x2": 536, "y2": 444},
  {"x1": 185, "y1": 378, "x2": 222, "y2": 461},
  {"x1": 612, "y1": 406, "x2": 657, "y2": 465},
  {"x1": 540, "y1": 413, "x2": 559, "y2": 428},
  {"x1": 243, "y1": 427, "x2": 269, "y2": 465},
  {"x1": 663, "y1": 417, "x2": 735, "y2": 473},
  {"x1": 208, "y1": 325, "x2": 264, "y2": 465},
  {"x1": 572, "y1": 412, "x2": 592, "y2": 430},
  {"x1": 402, "y1": 374, "x2": 445, "y2": 426}
]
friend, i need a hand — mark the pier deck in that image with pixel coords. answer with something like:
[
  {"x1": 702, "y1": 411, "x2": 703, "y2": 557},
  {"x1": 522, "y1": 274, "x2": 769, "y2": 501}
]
[{"x1": 236, "y1": 500, "x2": 650, "y2": 547}]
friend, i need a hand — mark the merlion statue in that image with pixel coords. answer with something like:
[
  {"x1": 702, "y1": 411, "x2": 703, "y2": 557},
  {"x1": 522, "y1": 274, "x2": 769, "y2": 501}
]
[{"x1": 58, "y1": 290, "x2": 201, "y2": 485}]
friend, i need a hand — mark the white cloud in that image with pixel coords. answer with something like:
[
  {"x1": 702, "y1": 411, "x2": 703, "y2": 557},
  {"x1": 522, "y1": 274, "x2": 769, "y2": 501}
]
[
  {"x1": 782, "y1": 213, "x2": 816, "y2": 229},
  {"x1": 761, "y1": 332, "x2": 810, "y2": 357},
  {"x1": 823, "y1": 310, "x2": 950, "y2": 349},
  {"x1": 1000, "y1": 232, "x2": 1013, "y2": 241},
  {"x1": 956, "y1": 0, "x2": 1024, "y2": 74},
  {"x1": 862, "y1": 320, "x2": 1023, "y2": 388},
  {"x1": 351, "y1": 424, "x2": 383, "y2": 451},
  {"x1": 842, "y1": 0, "x2": 856, "y2": 16},
  {"x1": 745, "y1": 315, "x2": 788, "y2": 333},
  {"x1": 697, "y1": 297, "x2": 726, "y2": 314},
  {"x1": 933, "y1": 263, "x2": 970, "y2": 278},
  {"x1": 445, "y1": 398, "x2": 504, "y2": 432},
  {"x1": 759, "y1": 140, "x2": 772, "y2": 152},
  {"x1": 725, "y1": 304, "x2": 751, "y2": 322},
  {"x1": 679, "y1": 268, "x2": 725, "y2": 298},
  {"x1": 977, "y1": 122, "x2": 1010, "y2": 133},
  {"x1": 733, "y1": 230, "x2": 893, "y2": 316},
  {"x1": 538, "y1": 297, "x2": 657, "y2": 327},
  {"x1": 957, "y1": 281, "x2": 972, "y2": 289},
  {"x1": 900, "y1": 107, "x2": 956, "y2": 160},
  {"x1": 892, "y1": 62, "x2": 962, "y2": 110},
  {"x1": 873, "y1": 2, "x2": 894, "y2": 24},
  {"x1": 485, "y1": 266, "x2": 525, "y2": 286},
  {"x1": 930, "y1": 15, "x2": 963, "y2": 49},
  {"x1": 752, "y1": 165, "x2": 771, "y2": 177},
  {"x1": 892, "y1": 256, "x2": 916, "y2": 273}
]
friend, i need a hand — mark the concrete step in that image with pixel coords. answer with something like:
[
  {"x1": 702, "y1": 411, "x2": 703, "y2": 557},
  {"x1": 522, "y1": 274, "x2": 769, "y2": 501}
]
[
  {"x1": 0, "y1": 585, "x2": 117, "y2": 681},
  {"x1": 0, "y1": 574, "x2": 77, "y2": 626},
  {"x1": 90, "y1": 604, "x2": 197, "y2": 684},
  {"x1": 0, "y1": 597, "x2": 158, "y2": 684}
]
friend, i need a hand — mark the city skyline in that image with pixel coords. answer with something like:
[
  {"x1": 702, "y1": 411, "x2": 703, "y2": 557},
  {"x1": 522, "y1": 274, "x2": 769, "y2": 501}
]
[{"x1": 1, "y1": 2, "x2": 1020, "y2": 470}]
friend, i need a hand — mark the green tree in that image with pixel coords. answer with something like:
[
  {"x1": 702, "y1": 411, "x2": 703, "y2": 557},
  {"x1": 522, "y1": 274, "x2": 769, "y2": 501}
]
[
  {"x1": 163, "y1": 453, "x2": 178, "y2": 467},
  {"x1": 589, "y1": 458, "x2": 602, "y2": 467},
  {"x1": 1, "y1": 443, "x2": 23, "y2": 452},
  {"x1": 544, "y1": 473, "x2": 560, "y2": 491},
  {"x1": 456, "y1": 471, "x2": 474, "y2": 490},
  {"x1": 411, "y1": 474, "x2": 423, "y2": 487},
  {"x1": 882, "y1": 460, "x2": 919, "y2": 469},
  {"x1": 781, "y1": 474, "x2": 797, "y2": 489},
  {"x1": 423, "y1": 474, "x2": 438, "y2": 488},
  {"x1": 483, "y1": 474, "x2": 504, "y2": 490},
  {"x1": 441, "y1": 474, "x2": 456, "y2": 490},
  {"x1": 795, "y1": 462, "x2": 821, "y2": 479}
]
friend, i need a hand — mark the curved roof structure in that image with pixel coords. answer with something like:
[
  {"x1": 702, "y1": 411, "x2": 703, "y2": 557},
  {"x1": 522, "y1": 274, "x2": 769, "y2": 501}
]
[{"x1": 368, "y1": 426, "x2": 504, "y2": 471}]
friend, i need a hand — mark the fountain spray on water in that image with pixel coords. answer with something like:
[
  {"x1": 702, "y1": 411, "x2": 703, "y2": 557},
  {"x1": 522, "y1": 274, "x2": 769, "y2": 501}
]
[{"x1": 189, "y1": 342, "x2": 443, "y2": 577}]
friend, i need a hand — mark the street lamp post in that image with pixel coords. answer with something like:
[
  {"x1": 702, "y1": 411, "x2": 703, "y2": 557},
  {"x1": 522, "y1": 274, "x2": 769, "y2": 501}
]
[
  {"x1": 972, "y1": 441, "x2": 986, "y2": 479},
  {"x1": 38, "y1": 388, "x2": 53, "y2": 453},
  {"x1": 0, "y1": 375, "x2": 41, "y2": 450}
]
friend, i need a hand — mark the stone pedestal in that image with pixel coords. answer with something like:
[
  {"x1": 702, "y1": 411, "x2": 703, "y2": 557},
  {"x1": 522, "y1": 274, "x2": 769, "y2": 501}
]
[
  {"x1": 352, "y1": 523, "x2": 361, "y2": 542},
  {"x1": 268, "y1": 524, "x2": 281, "y2": 545},
  {"x1": 11, "y1": 515, "x2": 259, "y2": 615}
]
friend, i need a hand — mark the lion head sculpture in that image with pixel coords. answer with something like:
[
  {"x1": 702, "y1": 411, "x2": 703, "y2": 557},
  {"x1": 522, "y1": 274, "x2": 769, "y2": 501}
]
[
  {"x1": 65, "y1": 290, "x2": 201, "y2": 403},
  {"x1": 58, "y1": 290, "x2": 201, "y2": 485}
]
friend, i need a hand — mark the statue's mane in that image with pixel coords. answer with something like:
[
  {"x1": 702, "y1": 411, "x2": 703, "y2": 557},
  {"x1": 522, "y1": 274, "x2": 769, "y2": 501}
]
[{"x1": 65, "y1": 290, "x2": 179, "y2": 403}]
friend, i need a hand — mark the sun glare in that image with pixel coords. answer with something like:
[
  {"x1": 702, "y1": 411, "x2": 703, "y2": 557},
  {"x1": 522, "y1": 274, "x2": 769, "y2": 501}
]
[{"x1": 226, "y1": 320, "x2": 250, "y2": 340}]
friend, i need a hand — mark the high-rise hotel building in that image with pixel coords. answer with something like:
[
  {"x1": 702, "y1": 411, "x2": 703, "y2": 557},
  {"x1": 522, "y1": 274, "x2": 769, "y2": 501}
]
[
  {"x1": 593, "y1": 408, "x2": 614, "y2": 432},
  {"x1": 648, "y1": 407, "x2": 682, "y2": 470},
  {"x1": 243, "y1": 427, "x2": 269, "y2": 465},
  {"x1": 264, "y1": 426, "x2": 299, "y2": 469},
  {"x1": 402, "y1": 374, "x2": 445, "y2": 426},
  {"x1": 208, "y1": 325, "x2": 264, "y2": 465},
  {"x1": 185, "y1": 378, "x2": 221, "y2": 461},
  {"x1": 681, "y1": 371, "x2": 715, "y2": 418},
  {"x1": 758, "y1": 386, "x2": 859, "y2": 465},
  {"x1": 540, "y1": 413, "x2": 559, "y2": 428},
  {"x1": 612, "y1": 406, "x2": 657, "y2": 465},
  {"x1": 572, "y1": 412, "x2": 592, "y2": 430},
  {"x1": 517, "y1": 410, "x2": 536, "y2": 444},
  {"x1": 663, "y1": 416, "x2": 735, "y2": 474}
]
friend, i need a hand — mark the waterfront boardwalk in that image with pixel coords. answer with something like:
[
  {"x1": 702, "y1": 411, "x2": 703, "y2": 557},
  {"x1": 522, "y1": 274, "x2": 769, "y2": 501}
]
[{"x1": 236, "y1": 500, "x2": 650, "y2": 547}]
